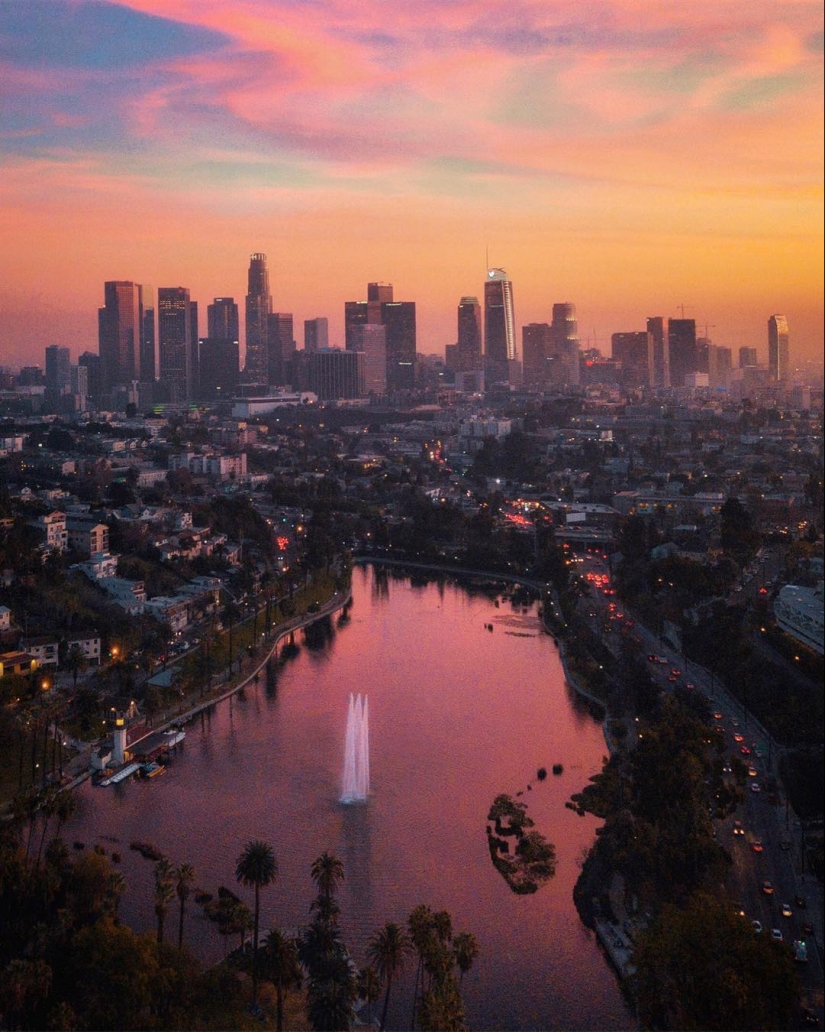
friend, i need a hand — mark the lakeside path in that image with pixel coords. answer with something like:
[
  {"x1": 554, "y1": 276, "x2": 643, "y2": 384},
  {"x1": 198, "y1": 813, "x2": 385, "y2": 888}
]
[{"x1": 61, "y1": 585, "x2": 352, "y2": 792}]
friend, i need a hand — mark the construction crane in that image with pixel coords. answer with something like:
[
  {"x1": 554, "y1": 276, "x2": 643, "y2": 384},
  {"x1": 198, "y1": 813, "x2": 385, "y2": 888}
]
[{"x1": 675, "y1": 303, "x2": 694, "y2": 319}]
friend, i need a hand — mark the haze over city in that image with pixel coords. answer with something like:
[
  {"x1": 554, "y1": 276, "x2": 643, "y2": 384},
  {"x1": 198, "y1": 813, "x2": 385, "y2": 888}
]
[{"x1": 1, "y1": 0, "x2": 823, "y2": 369}]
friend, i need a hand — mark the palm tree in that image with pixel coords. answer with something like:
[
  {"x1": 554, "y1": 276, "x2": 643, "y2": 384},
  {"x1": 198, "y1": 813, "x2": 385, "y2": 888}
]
[
  {"x1": 154, "y1": 876, "x2": 175, "y2": 946},
  {"x1": 262, "y1": 929, "x2": 302, "y2": 1032},
  {"x1": 310, "y1": 851, "x2": 345, "y2": 908},
  {"x1": 235, "y1": 839, "x2": 278, "y2": 1010},
  {"x1": 452, "y1": 932, "x2": 479, "y2": 986},
  {"x1": 366, "y1": 921, "x2": 414, "y2": 1032},
  {"x1": 175, "y1": 862, "x2": 195, "y2": 949},
  {"x1": 65, "y1": 643, "x2": 88, "y2": 691},
  {"x1": 356, "y1": 966, "x2": 381, "y2": 1026}
]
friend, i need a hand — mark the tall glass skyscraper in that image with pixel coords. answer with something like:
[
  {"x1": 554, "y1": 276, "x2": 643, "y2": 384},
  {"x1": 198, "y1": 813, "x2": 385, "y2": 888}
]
[
  {"x1": 98, "y1": 281, "x2": 145, "y2": 391},
  {"x1": 158, "y1": 286, "x2": 195, "y2": 403},
  {"x1": 484, "y1": 269, "x2": 515, "y2": 386},
  {"x1": 457, "y1": 296, "x2": 482, "y2": 372},
  {"x1": 244, "y1": 253, "x2": 272, "y2": 384},
  {"x1": 345, "y1": 283, "x2": 415, "y2": 391},
  {"x1": 551, "y1": 303, "x2": 579, "y2": 386},
  {"x1": 208, "y1": 297, "x2": 239, "y2": 342},
  {"x1": 668, "y1": 318, "x2": 697, "y2": 390},
  {"x1": 768, "y1": 315, "x2": 789, "y2": 382},
  {"x1": 647, "y1": 317, "x2": 669, "y2": 388}
]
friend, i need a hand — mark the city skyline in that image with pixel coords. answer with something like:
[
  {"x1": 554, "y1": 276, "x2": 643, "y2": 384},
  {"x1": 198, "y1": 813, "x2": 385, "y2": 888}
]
[{"x1": 0, "y1": 0, "x2": 822, "y2": 367}]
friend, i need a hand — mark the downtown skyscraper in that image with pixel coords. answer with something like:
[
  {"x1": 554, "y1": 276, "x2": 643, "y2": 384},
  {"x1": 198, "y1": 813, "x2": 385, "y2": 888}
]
[
  {"x1": 456, "y1": 296, "x2": 482, "y2": 372},
  {"x1": 484, "y1": 269, "x2": 516, "y2": 386},
  {"x1": 158, "y1": 286, "x2": 196, "y2": 403},
  {"x1": 244, "y1": 253, "x2": 272, "y2": 385},
  {"x1": 345, "y1": 282, "x2": 416, "y2": 392},
  {"x1": 768, "y1": 315, "x2": 790, "y2": 383},
  {"x1": 98, "y1": 281, "x2": 154, "y2": 392}
]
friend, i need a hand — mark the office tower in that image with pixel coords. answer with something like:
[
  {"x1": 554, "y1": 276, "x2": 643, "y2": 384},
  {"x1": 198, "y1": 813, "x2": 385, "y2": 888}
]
[
  {"x1": 267, "y1": 313, "x2": 295, "y2": 386},
  {"x1": 78, "y1": 352, "x2": 101, "y2": 401},
  {"x1": 345, "y1": 284, "x2": 415, "y2": 391},
  {"x1": 158, "y1": 287, "x2": 195, "y2": 403},
  {"x1": 708, "y1": 345, "x2": 732, "y2": 390},
  {"x1": 768, "y1": 315, "x2": 789, "y2": 382},
  {"x1": 71, "y1": 364, "x2": 89, "y2": 410},
  {"x1": 198, "y1": 338, "x2": 239, "y2": 399},
  {"x1": 667, "y1": 318, "x2": 697, "y2": 389},
  {"x1": 98, "y1": 281, "x2": 141, "y2": 390},
  {"x1": 189, "y1": 301, "x2": 199, "y2": 399},
  {"x1": 647, "y1": 317, "x2": 669, "y2": 388},
  {"x1": 18, "y1": 367, "x2": 44, "y2": 386},
  {"x1": 304, "y1": 318, "x2": 328, "y2": 353},
  {"x1": 244, "y1": 253, "x2": 272, "y2": 384},
  {"x1": 611, "y1": 332, "x2": 651, "y2": 388},
  {"x1": 522, "y1": 323, "x2": 553, "y2": 387},
  {"x1": 45, "y1": 345, "x2": 72, "y2": 395},
  {"x1": 739, "y1": 346, "x2": 758, "y2": 368},
  {"x1": 350, "y1": 323, "x2": 387, "y2": 395},
  {"x1": 368, "y1": 282, "x2": 393, "y2": 303},
  {"x1": 309, "y1": 349, "x2": 364, "y2": 400},
  {"x1": 457, "y1": 297, "x2": 482, "y2": 373},
  {"x1": 140, "y1": 286, "x2": 155, "y2": 383},
  {"x1": 696, "y1": 337, "x2": 711, "y2": 375},
  {"x1": 551, "y1": 303, "x2": 579, "y2": 386},
  {"x1": 208, "y1": 297, "x2": 239, "y2": 342},
  {"x1": 484, "y1": 269, "x2": 516, "y2": 386}
]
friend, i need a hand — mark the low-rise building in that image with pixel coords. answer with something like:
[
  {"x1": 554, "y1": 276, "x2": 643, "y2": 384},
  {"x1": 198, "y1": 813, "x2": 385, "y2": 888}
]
[{"x1": 0, "y1": 650, "x2": 37, "y2": 678}]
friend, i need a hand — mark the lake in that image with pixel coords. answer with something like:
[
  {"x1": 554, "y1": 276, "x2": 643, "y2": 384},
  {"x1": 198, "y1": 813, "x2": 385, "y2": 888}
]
[{"x1": 66, "y1": 564, "x2": 631, "y2": 1030}]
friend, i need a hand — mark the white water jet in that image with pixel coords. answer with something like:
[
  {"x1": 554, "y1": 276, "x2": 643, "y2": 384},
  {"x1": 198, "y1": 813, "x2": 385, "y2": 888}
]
[{"x1": 341, "y1": 692, "x2": 370, "y2": 803}]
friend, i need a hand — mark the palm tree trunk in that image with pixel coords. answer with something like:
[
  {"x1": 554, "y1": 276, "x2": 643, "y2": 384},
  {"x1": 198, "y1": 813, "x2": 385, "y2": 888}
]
[
  {"x1": 276, "y1": 981, "x2": 284, "y2": 1032},
  {"x1": 178, "y1": 899, "x2": 185, "y2": 949},
  {"x1": 380, "y1": 974, "x2": 393, "y2": 1032},
  {"x1": 252, "y1": 885, "x2": 260, "y2": 1007}
]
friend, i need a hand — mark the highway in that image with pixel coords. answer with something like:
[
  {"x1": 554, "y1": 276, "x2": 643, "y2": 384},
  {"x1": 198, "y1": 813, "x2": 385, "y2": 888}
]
[{"x1": 575, "y1": 551, "x2": 823, "y2": 1025}]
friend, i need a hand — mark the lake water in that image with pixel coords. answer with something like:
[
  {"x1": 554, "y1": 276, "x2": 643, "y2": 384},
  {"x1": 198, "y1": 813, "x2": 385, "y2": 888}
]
[{"x1": 66, "y1": 564, "x2": 632, "y2": 1030}]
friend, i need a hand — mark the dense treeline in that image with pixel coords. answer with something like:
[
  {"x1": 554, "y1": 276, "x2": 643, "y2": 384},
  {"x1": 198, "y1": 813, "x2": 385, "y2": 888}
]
[{"x1": 0, "y1": 814, "x2": 478, "y2": 1031}]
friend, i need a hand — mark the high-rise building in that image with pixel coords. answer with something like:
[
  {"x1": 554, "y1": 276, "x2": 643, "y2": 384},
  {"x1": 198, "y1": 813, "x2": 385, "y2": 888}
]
[
  {"x1": 98, "y1": 281, "x2": 142, "y2": 390},
  {"x1": 457, "y1": 297, "x2": 482, "y2": 373},
  {"x1": 158, "y1": 287, "x2": 195, "y2": 403},
  {"x1": 484, "y1": 269, "x2": 516, "y2": 386},
  {"x1": 78, "y1": 352, "x2": 101, "y2": 402},
  {"x1": 244, "y1": 253, "x2": 272, "y2": 384},
  {"x1": 668, "y1": 318, "x2": 697, "y2": 389},
  {"x1": 551, "y1": 303, "x2": 579, "y2": 386},
  {"x1": 350, "y1": 323, "x2": 387, "y2": 395},
  {"x1": 308, "y1": 348, "x2": 365, "y2": 400},
  {"x1": 708, "y1": 345, "x2": 732, "y2": 390},
  {"x1": 647, "y1": 317, "x2": 669, "y2": 388},
  {"x1": 140, "y1": 287, "x2": 155, "y2": 384},
  {"x1": 611, "y1": 332, "x2": 651, "y2": 388},
  {"x1": 522, "y1": 323, "x2": 553, "y2": 387},
  {"x1": 739, "y1": 346, "x2": 758, "y2": 368},
  {"x1": 45, "y1": 345, "x2": 72, "y2": 395},
  {"x1": 304, "y1": 318, "x2": 328, "y2": 354},
  {"x1": 208, "y1": 298, "x2": 239, "y2": 342},
  {"x1": 267, "y1": 313, "x2": 295, "y2": 386},
  {"x1": 345, "y1": 284, "x2": 415, "y2": 391},
  {"x1": 768, "y1": 315, "x2": 789, "y2": 382},
  {"x1": 198, "y1": 338, "x2": 239, "y2": 400}
]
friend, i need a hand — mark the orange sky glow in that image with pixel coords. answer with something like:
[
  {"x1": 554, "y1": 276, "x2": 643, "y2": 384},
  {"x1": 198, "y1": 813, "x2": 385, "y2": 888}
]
[{"x1": 0, "y1": 0, "x2": 822, "y2": 369}]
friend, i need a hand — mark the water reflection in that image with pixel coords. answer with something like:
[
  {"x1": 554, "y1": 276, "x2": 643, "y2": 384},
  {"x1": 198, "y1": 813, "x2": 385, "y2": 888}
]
[{"x1": 66, "y1": 566, "x2": 630, "y2": 1031}]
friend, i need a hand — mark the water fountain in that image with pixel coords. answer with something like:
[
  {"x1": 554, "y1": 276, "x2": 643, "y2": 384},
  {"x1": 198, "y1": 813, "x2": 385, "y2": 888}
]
[{"x1": 341, "y1": 692, "x2": 370, "y2": 803}]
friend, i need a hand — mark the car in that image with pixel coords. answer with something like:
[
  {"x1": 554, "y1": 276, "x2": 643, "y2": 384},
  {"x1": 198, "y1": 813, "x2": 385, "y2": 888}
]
[
  {"x1": 771, "y1": 928, "x2": 783, "y2": 942},
  {"x1": 713, "y1": 711, "x2": 723, "y2": 720},
  {"x1": 733, "y1": 733, "x2": 744, "y2": 743},
  {"x1": 740, "y1": 745, "x2": 751, "y2": 755},
  {"x1": 685, "y1": 682, "x2": 696, "y2": 690},
  {"x1": 795, "y1": 895, "x2": 807, "y2": 909},
  {"x1": 668, "y1": 674, "x2": 678, "y2": 683},
  {"x1": 748, "y1": 766, "x2": 758, "y2": 777},
  {"x1": 752, "y1": 920, "x2": 763, "y2": 934},
  {"x1": 670, "y1": 668, "x2": 681, "y2": 677},
  {"x1": 751, "y1": 839, "x2": 764, "y2": 852},
  {"x1": 802, "y1": 921, "x2": 814, "y2": 935},
  {"x1": 762, "y1": 880, "x2": 774, "y2": 895},
  {"x1": 750, "y1": 783, "x2": 761, "y2": 793},
  {"x1": 779, "y1": 840, "x2": 791, "y2": 851},
  {"x1": 781, "y1": 903, "x2": 793, "y2": 918},
  {"x1": 733, "y1": 820, "x2": 745, "y2": 836},
  {"x1": 759, "y1": 586, "x2": 768, "y2": 595},
  {"x1": 801, "y1": 1005, "x2": 819, "y2": 1026},
  {"x1": 647, "y1": 654, "x2": 657, "y2": 663}
]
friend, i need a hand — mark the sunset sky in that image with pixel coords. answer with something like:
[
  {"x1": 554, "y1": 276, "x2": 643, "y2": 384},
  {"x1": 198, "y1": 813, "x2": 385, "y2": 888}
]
[{"x1": 1, "y1": 0, "x2": 822, "y2": 369}]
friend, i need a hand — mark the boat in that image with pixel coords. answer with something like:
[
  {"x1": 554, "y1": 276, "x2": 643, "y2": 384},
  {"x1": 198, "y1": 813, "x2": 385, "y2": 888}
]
[
  {"x1": 140, "y1": 762, "x2": 166, "y2": 779},
  {"x1": 161, "y1": 729, "x2": 186, "y2": 747}
]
